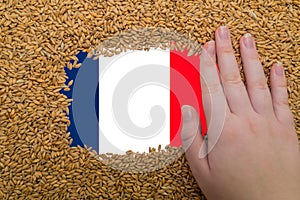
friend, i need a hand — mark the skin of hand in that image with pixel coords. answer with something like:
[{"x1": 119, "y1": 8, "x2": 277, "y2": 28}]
[{"x1": 180, "y1": 26, "x2": 300, "y2": 200}]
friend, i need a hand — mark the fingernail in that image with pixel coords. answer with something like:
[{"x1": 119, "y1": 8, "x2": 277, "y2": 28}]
[
  {"x1": 182, "y1": 106, "x2": 193, "y2": 122},
  {"x1": 275, "y1": 62, "x2": 284, "y2": 76},
  {"x1": 181, "y1": 106, "x2": 199, "y2": 152},
  {"x1": 206, "y1": 41, "x2": 215, "y2": 57},
  {"x1": 219, "y1": 26, "x2": 230, "y2": 40},
  {"x1": 244, "y1": 33, "x2": 254, "y2": 49}
]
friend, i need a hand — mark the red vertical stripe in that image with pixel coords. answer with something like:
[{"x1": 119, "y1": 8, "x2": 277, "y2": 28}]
[{"x1": 170, "y1": 49, "x2": 207, "y2": 147}]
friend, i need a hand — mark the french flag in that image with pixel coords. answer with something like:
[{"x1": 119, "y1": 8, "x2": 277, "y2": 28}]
[{"x1": 65, "y1": 48, "x2": 206, "y2": 154}]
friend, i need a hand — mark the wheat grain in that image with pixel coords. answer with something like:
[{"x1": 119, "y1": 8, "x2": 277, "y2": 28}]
[{"x1": 0, "y1": 0, "x2": 299, "y2": 199}]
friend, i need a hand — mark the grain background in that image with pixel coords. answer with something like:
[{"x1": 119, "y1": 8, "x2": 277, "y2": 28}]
[{"x1": 0, "y1": 0, "x2": 299, "y2": 199}]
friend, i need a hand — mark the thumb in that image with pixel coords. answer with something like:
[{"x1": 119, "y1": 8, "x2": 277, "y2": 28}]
[
  {"x1": 181, "y1": 105, "x2": 209, "y2": 172},
  {"x1": 181, "y1": 105, "x2": 202, "y2": 152}
]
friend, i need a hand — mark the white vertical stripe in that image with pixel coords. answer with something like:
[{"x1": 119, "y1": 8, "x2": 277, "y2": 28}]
[{"x1": 99, "y1": 49, "x2": 171, "y2": 154}]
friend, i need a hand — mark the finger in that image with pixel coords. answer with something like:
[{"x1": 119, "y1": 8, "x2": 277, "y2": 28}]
[
  {"x1": 215, "y1": 26, "x2": 253, "y2": 114},
  {"x1": 240, "y1": 33, "x2": 273, "y2": 115},
  {"x1": 181, "y1": 105, "x2": 210, "y2": 176},
  {"x1": 270, "y1": 62, "x2": 294, "y2": 127},
  {"x1": 200, "y1": 41, "x2": 229, "y2": 153},
  {"x1": 200, "y1": 41, "x2": 230, "y2": 126}
]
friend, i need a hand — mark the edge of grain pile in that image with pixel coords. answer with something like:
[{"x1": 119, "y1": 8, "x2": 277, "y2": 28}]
[{"x1": 0, "y1": 0, "x2": 299, "y2": 199}]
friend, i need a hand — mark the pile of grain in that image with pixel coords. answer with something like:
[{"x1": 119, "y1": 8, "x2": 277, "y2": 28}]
[{"x1": 0, "y1": 0, "x2": 299, "y2": 199}]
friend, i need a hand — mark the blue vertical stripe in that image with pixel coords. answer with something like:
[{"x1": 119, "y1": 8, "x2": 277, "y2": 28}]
[{"x1": 61, "y1": 51, "x2": 99, "y2": 149}]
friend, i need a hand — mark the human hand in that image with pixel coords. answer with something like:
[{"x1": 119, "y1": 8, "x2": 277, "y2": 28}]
[{"x1": 181, "y1": 26, "x2": 300, "y2": 200}]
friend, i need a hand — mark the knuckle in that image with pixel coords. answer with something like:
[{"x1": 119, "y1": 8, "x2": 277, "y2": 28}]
[
  {"x1": 201, "y1": 57, "x2": 215, "y2": 68},
  {"x1": 222, "y1": 73, "x2": 243, "y2": 86},
  {"x1": 274, "y1": 81, "x2": 287, "y2": 88},
  {"x1": 202, "y1": 82, "x2": 222, "y2": 95},
  {"x1": 247, "y1": 114, "x2": 265, "y2": 133},
  {"x1": 274, "y1": 99, "x2": 290, "y2": 108},
  {"x1": 219, "y1": 45, "x2": 235, "y2": 55},
  {"x1": 246, "y1": 52, "x2": 260, "y2": 60},
  {"x1": 181, "y1": 122, "x2": 199, "y2": 137},
  {"x1": 249, "y1": 80, "x2": 269, "y2": 90}
]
